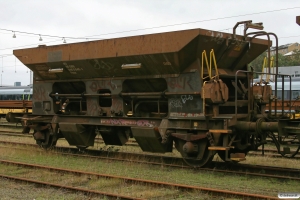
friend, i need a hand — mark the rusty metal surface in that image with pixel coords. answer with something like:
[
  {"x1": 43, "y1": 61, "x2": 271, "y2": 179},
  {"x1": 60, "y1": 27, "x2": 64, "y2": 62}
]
[
  {"x1": 0, "y1": 174, "x2": 140, "y2": 200},
  {"x1": 268, "y1": 100, "x2": 300, "y2": 112},
  {"x1": 0, "y1": 100, "x2": 32, "y2": 109},
  {"x1": 13, "y1": 22, "x2": 299, "y2": 166},
  {"x1": 14, "y1": 28, "x2": 270, "y2": 81},
  {"x1": 0, "y1": 159, "x2": 281, "y2": 200}
]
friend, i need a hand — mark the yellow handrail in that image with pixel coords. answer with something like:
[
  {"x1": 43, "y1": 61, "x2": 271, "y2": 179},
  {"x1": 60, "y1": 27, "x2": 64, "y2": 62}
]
[
  {"x1": 201, "y1": 50, "x2": 211, "y2": 79},
  {"x1": 267, "y1": 56, "x2": 274, "y2": 82},
  {"x1": 201, "y1": 49, "x2": 220, "y2": 115},
  {"x1": 261, "y1": 56, "x2": 274, "y2": 83},
  {"x1": 202, "y1": 81, "x2": 207, "y2": 114},
  {"x1": 210, "y1": 49, "x2": 219, "y2": 80},
  {"x1": 201, "y1": 49, "x2": 219, "y2": 80},
  {"x1": 260, "y1": 57, "x2": 267, "y2": 83}
]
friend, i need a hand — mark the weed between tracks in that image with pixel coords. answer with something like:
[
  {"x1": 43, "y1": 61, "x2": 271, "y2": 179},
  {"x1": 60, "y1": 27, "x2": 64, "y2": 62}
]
[
  {"x1": 243, "y1": 154, "x2": 300, "y2": 169},
  {"x1": 1, "y1": 132, "x2": 300, "y2": 199},
  {"x1": 0, "y1": 143, "x2": 299, "y2": 199},
  {"x1": 0, "y1": 163, "x2": 203, "y2": 199},
  {"x1": 1, "y1": 134, "x2": 300, "y2": 169},
  {"x1": 0, "y1": 178, "x2": 103, "y2": 200}
]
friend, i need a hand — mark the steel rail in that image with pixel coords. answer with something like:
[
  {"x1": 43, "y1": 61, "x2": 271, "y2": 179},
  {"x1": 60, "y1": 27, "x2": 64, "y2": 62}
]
[
  {"x1": 0, "y1": 159, "x2": 279, "y2": 200},
  {"x1": 0, "y1": 140, "x2": 299, "y2": 181},
  {"x1": 1, "y1": 131, "x2": 299, "y2": 159},
  {"x1": 0, "y1": 173, "x2": 143, "y2": 200}
]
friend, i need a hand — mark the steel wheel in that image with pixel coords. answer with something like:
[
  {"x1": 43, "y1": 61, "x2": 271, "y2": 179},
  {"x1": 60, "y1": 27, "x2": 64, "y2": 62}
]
[
  {"x1": 33, "y1": 123, "x2": 57, "y2": 149},
  {"x1": 36, "y1": 135, "x2": 57, "y2": 149},
  {"x1": 175, "y1": 139, "x2": 214, "y2": 168}
]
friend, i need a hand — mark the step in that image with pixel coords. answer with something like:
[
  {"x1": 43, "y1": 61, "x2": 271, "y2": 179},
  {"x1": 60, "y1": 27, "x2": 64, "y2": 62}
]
[
  {"x1": 208, "y1": 146, "x2": 231, "y2": 151},
  {"x1": 209, "y1": 129, "x2": 232, "y2": 134},
  {"x1": 231, "y1": 157, "x2": 246, "y2": 162},
  {"x1": 230, "y1": 152, "x2": 246, "y2": 162}
]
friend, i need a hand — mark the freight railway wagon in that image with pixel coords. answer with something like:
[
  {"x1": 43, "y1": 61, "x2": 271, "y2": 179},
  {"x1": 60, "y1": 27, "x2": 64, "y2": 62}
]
[{"x1": 14, "y1": 20, "x2": 300, "y2": 167}]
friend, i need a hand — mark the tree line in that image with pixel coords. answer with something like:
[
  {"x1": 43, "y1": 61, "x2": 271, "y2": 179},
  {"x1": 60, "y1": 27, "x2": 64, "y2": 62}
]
[{"x1": 250, "y1": 49, "x2": 300, "y2": 77}]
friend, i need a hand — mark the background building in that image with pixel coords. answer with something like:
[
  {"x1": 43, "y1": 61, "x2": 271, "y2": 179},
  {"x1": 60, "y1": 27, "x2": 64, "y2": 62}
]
[
  {"x1": 270, "y1": 43, "x2": 300, "y2": 56},
  {"x1": 259, "y1": 66, "x2": 300, "y2": 81}
]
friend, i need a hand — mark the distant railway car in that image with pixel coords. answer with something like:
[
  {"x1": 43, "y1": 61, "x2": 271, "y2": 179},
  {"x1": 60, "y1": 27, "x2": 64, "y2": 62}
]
[
  {"x1": 14, "y1": 20, "x2": 300, "y2": 167},
  {"x1": 0, "y1": 85, "x2": 32, "y2": 122},
  {"x1": 269, "y1": 81, "x2": 300, "y2": 100},
  {"x1": 0, "y1": 86, "x2": 32, "y2": 100},
  {"x1": 254, "y1": 77, "x2": 300, "y2": 100},
  {"x1": 253, "y1": 79, "x2": 300, "y2": 118}
]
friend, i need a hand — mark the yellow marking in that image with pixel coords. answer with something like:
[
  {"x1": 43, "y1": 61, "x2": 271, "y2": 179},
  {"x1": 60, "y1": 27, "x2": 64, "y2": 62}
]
[
  {"x1": 209, "y1": 129, "x2": 232, "y2": 133},
  {"x1": 208, "y1": 146, "x2": 230, "y2": 151},
  {"x1": 231, "y1": 158, "x2": 246, "y2": 162}
]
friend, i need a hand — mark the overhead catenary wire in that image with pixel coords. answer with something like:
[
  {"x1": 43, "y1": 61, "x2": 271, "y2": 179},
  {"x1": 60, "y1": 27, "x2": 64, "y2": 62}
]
[
  {"x1": 0, "y1": 6, "x2": 299, "y2": 41},
  {"x1": 0, "y1": 6, "x2": 299, "y2": 72},
  {"x1": 84, "y1": 6, "x2": 300, "y2": 38},
  {"x1": 280, "y1": 35, "x2": 300, "y2": 39},
  {"x1": 0, "y1": 32, "x2": 298, "y2": 55},
  {"x1": 0, "y1": 39, "x2": 64, "y2": 51}
]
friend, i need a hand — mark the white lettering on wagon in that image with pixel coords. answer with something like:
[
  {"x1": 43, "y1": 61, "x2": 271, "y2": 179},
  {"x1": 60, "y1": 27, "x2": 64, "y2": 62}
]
[
  {"x1": 101, "y1": 119, "x2": 155, "y2": 127},
  {"x1": 181, "y1": 95, "x2": 193, "y2": 103},
  {"x1": 63, "y1": 62, "x2": 83, "y2": 74},
  {"x1": 170, "y1": 112, "x2": 203, "y2": 117}
]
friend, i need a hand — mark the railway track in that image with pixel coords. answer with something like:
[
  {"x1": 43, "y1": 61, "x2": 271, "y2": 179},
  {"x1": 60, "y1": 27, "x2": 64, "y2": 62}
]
[
  {"x1": 0, "y1": 174, "x2": 140, "y2": 200},
  {"x1": 248, "y1": 149, "x2": 300, "y2": 158},
  {"x1": 1, "y1": 129, "x2": 300, "y2": 161},
  {"x1": 0, "y1": 140, "x2": 299, "y2": 181},
  {"x1": 0, "y1": 159, "x2": 279, "y2": 200}
]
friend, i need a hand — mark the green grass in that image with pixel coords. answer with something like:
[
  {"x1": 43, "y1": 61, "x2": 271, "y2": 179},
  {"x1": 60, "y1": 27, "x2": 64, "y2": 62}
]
[{"x1": 0, "y1": 145, "x2": 299, "y2": 198}]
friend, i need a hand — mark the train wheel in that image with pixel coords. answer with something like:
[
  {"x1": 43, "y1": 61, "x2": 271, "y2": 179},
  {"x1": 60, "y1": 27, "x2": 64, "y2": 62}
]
[
  {"x1": 175, "y1": 139, "x2": 214, "y2": 168},
  {"x1": 33, "y1": 123, "x2": 57, "y2": 149},
  {"x1": 36, "y1": 135, "x2": 57, "y2": 149}
]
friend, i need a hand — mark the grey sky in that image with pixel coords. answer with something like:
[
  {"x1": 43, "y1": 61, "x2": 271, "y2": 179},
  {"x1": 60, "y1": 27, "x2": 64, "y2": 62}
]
[{"x1": 0, "y1": 0, "x2": 299, "y2": 86}]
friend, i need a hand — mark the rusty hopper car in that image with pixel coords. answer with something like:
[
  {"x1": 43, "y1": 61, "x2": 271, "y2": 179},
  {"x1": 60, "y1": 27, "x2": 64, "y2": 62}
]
[{"x1": 13, "y1": 20, "x2": 300, "y2": 167}]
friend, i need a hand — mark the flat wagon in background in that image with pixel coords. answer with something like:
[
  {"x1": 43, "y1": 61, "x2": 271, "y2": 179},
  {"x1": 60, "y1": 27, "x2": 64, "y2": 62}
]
[{"x1": 0, "y1": 85, "x2": 32, "y2": 122}]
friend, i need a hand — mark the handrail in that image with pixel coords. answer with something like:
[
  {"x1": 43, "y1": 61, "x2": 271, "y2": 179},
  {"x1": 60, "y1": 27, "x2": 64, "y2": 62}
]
[
  {"x1": 260, "y1": 57, "x2": 267, "y2": 83},
  {"x1": 201, "y1": 50, "x2": 211, "y2": 79},
  {"x1": 260, "y1": 56, "x2": 274, "y2": 83},
  {"x1": 236, "y1": 70, "x2": 291, "y2": 119},
  {"x1": 266, "y1": 57, "x2": 274, "y2": 82},
  {"x1": 202, "y1": 81, "x2": 208, "y2": 114},
  {"x1": 210, "y1": 49, "x2": 219, "y2": 80},
  {"x1": 201, "y1": 49, "x2": 220, "y2": 115},
  {"x1": 201, "y1": 49, "x2": 219, "y2": 80}
]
